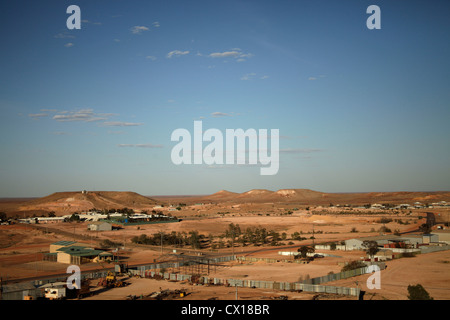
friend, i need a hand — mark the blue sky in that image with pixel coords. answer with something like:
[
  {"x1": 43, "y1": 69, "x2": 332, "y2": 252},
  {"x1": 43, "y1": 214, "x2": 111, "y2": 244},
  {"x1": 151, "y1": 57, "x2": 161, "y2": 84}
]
[{"x1": 1, "y1": 0, "x2": 449, "y2": 197}]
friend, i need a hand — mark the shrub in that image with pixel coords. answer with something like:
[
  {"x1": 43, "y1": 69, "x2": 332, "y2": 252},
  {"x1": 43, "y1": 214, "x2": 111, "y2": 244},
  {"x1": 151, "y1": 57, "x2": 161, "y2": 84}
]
[
  {"x1": 407, "y1": 284, "x2": 433, "y2": 300},
  {"x1": 341, "y1": 260, "x2": 366, "y2": 272}
]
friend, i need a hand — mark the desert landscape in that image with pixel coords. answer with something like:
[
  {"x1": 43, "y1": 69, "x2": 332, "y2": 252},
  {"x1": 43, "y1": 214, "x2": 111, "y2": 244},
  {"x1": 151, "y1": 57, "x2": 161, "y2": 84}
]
[{"x1": 1, "y1": 188, "x2": 449, "y2": 301}]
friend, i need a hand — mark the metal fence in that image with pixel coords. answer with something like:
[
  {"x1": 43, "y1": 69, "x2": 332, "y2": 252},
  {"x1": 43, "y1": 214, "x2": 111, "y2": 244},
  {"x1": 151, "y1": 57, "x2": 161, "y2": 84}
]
[
  {"x1": 299, "y1": 262, "x2": 386, "y2": 285},
  {"x1": 1, "y1": 254, "x2": 370, "y2": 300},
  {"x1": 237, "y1": 256, "x2": 309, "y2": 264},
  {"x1": 142, "y1": 271, "x2": 361, "y2": 297}
]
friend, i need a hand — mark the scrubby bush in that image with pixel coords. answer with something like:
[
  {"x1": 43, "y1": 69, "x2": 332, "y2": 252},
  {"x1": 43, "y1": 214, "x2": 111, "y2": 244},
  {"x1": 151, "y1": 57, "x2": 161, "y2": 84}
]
[{"x1": 407, "y1": 284, "x2": 433, "y2": 300}]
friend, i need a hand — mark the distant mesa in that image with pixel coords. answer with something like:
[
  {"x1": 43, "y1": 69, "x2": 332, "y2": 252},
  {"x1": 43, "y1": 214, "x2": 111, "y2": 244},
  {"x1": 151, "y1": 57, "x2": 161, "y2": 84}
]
[{"x1": 17, "y1": 191, "x2": 158, "y2": 215}]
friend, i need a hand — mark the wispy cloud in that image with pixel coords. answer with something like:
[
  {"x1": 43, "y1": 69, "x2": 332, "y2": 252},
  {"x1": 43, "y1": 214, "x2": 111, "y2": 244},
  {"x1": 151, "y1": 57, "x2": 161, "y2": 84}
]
[
  {"x1": 28, "y1": 113, "x2": 48, "y2": 119},
  {"x1": 279, "y1": 148, "x2": 323, "y2": 154},
  {"x1": 167, "y1": 50, "x2": 190, "y2": 58},
  {"x1": 211, "y1": 112, "x2": 232, "y2": 117},
  {"x1": 52, "y1": 109, "x2": 111, "y2": 122},
  {"x1": 308, "y1": 75, "x2": 326, "y2": 81},
  {"x1": 240, "y1": 73, "x2": 257, "y2": 81},
  {"x1": 64, "y1": 43, "x2": 74, "y2": 48},
  {"x1": 152, "y1": 21, "x2": 160, "y2": 28},
  {"x1": 81, "y1": 19, "x2": 102, "y2": 26},
  {"x1": 130, "y1": 26, "x2": 149, "y2": 34},
  {"x1": 208, "y1": 48, "x2": 253, "y2": 62},
  {"x1": 241, "y1": 73, "x2": 269, "y2": 81},
  {"x1": 54, "y1": 32, "x2": 75, "y2": 39},
  {"x1": 146, "y1": 55, "x2": 157, "y2": 61},
  {"x1": 209, "y1": 51, "x2": 240, "y2": 58},
  {"x1": 103, "y1": 121, "x2": 144, "y2": 127},
  {"x1": 52, "y1": 131, "x2": 70, "y2": 136},
  {"x1": 118, "y1": 144, "x2": 163, "y2": 148}
]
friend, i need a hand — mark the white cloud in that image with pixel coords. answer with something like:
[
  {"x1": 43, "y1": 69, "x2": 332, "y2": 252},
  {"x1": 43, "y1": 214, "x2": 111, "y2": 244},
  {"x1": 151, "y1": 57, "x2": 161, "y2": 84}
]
[
  {"x1": 52, "y1": 109, "x2": 113, "y2": 122},
  {"x1": 54, "y1": 33, "x2": 75, "y2": 39},
  {"x1": 211, "y1": 112, "x2": 232, "y2": 117},
  {"x1": 118, "y1": 144, "x2": 163, "y2": 148},
  {"x1": 152, "y1": 21, "x2": 160, "y2": 28},
  {"x1": 261, "y1": 75, "x2": 270, "y2": 79},
  {"x1": 167, "y1": 50, "x2": 190, "y2": 58},
  {"x1": 308, "y1": 77, "x2": 317, "y2": 81},
  {"x1": 103, "y1": 121, "x2": 144, "y2": 127},
  {"x1": 146, "y1": 55, "x2": 157, "y2": 60},
  {"x1": 208, "y1": 49, "x2": 253, "y2": 61},
  {"x1": 209, "y1": 51, "x2": 241, "y2": 58},
  {"x1": 53, "y1": 109, "x2": 104, "y2": 122},
  {"x1": 82, "y1": 19, "x2": 102, "y2": 25},
  {"x1": 28, "y1": 113, "x2": 48, "y2": 119},
  {"x1": 64, "y1": 43, "x2": 74, "y2": 48},
  {"x1": 240, "y1": 73, "x2": 257, "y2": 81},
  {"x1": 130, "y1": 26, "x2": 149, "y2": 34}
]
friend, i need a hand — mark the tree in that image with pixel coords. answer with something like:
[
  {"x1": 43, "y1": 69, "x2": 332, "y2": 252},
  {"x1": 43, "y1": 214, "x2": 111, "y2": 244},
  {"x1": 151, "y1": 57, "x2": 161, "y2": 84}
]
[
  {"x1": 362, "y1": 240, "x2": 379, "y2": 260},
  {"x1": 297, "y1": 246, "x2": 315, "y2": 259},
  {"x1": 419, "y1": 223, "x2": 432, "y2": 234},
  {"x1": 341, "y1": 260, "x2": 366, "y2": 272},
  {"x1": 407, "y1": 284, "x2": 433, "y2": 300},
  {"x1": 68, "y1": 213, "x2": 80, "y2": 222}
]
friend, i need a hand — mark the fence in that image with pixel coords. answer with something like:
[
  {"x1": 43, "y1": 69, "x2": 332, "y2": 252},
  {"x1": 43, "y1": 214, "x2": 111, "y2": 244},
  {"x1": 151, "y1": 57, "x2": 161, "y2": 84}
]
[
  {"x1": 419, "y1": 245, "x2": 450, "y2": 254},
  {"x1": 236, "y1": 256, "x2": 309, "y2": 264},
  {"x1": 2, "y1": 255, "x2": 374, "y2": 299},
  {"x1": 142, "y1": 271, "x2": 361, "y2": 297},
  {"x1": 298, "y1": 262, "x2": 386, "y2": 285}
]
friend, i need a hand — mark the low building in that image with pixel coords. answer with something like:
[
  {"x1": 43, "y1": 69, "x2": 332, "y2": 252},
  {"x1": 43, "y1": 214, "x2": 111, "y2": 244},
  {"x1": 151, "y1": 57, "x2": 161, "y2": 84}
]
[
  {"x1": 345, "y1": 235, "x2": 402, "y2": 250},
  {"x1": 46, "y1": 241, "x2": 113, "y2": 265},
  {"x1": 431, "y1": 230, "x2": 450, "y2": 244},
  {"x1": 50, "y1": 241, "x2": 86, "y2": 253},
  {"x1": 87, "y1": 221, "x2": 112, "y2": 231},
  {"x1": 422, "y1": 233, "x2": 439, "y2": 244},
  {"x1": 56, "y1": 245, "x2": 113, "y2": 264}
]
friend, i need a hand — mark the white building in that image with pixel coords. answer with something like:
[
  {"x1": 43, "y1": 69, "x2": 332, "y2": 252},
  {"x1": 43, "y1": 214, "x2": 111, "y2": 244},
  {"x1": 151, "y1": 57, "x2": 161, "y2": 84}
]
[{"x1": 87, "y1": 221, "x2": 112, "y2": 231}]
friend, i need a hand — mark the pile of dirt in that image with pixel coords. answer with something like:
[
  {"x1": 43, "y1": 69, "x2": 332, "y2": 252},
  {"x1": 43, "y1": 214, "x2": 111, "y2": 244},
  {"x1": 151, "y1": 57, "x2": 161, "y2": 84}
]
[
  {"x1": 196, "y1": 189, "x2": 450, "y2": 205},
  {"x1": 16, "y1": 191, "x2": 158, "y2": 215}
]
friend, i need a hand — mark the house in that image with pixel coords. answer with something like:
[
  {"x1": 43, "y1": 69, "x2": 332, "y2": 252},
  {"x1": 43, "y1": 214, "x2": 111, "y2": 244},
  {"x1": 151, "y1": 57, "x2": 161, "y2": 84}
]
[
  {"x1": 46, "y1": 241, "x2": 113, "y2": 265},
  {"x1": 50, "y1": 241, "x2": 86, "y2": 253},
  {"x1": 87, "y1": 221, "x2": 112, "y2": 231},
  {"x1": 56, "y1": 245, "x2": 113, "y2": 264},
  {"x1": 344, "y1": 235, "x2": 402, "y2": 250}
]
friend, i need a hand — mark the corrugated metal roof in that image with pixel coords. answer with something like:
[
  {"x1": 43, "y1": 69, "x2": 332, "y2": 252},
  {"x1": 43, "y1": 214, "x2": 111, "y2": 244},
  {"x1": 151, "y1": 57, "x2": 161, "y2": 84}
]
[
  {"x1": 354, "y1": 235, "x2": 401, "y2": 241},
  {"x1": 51, "y1": 240, "x2": 77, "y2": 246},
  {"x1": 56, "y1": 245, "x2": 112, "y2": 257}
]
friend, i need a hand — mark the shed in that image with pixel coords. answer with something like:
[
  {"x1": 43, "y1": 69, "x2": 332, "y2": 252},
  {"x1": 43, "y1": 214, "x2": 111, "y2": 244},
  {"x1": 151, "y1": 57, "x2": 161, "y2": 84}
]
[
  {"x1": 56, "y1": 245, "x2": 113, "y2": 264},
  {"x1": 345, "y1": 235, "x2": 401, "y2": 250},
  {"x1": 431, "y1": 230, "x2": 450, "y2": 244},
  {"x1": 87, "y1": 221, "x2": 112, "y2": 231}
]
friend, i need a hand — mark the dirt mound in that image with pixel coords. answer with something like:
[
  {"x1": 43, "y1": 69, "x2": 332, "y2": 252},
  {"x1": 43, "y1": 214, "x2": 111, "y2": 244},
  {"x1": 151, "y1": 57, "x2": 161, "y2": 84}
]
[
  {"x1": 197, "y1": 189, "x2": 450, "y2": 205},
  {"x1": 17, "y1": 191, "x2": 158, "y2": 215},
  {"x1": 238, "y1": 189, "x2": 274, "y2": 198}
]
